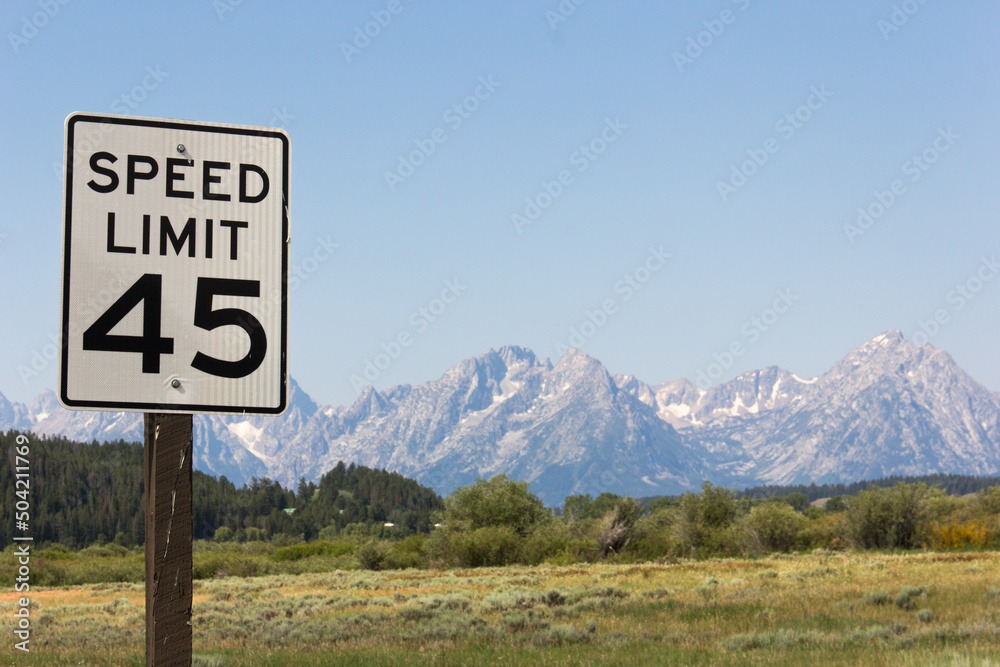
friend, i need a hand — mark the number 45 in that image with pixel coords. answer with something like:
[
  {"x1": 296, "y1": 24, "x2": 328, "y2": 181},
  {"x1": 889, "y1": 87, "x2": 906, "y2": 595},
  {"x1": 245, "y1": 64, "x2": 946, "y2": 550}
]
[{"x1": 82, "y1": 273, "x2": 267, "y2": 379}]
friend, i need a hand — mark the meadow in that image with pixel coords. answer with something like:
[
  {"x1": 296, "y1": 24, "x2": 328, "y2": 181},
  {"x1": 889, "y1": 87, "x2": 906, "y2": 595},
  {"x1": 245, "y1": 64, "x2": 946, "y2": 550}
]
[{"x1": 2, "y1": 550, "x2": 999, "y2": 666}]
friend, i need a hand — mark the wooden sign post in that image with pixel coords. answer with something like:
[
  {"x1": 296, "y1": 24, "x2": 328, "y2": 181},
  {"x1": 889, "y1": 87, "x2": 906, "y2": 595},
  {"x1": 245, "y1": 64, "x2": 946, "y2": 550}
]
[{"x1": 144, "y1": 413, "x2": 193, "y2": 665}]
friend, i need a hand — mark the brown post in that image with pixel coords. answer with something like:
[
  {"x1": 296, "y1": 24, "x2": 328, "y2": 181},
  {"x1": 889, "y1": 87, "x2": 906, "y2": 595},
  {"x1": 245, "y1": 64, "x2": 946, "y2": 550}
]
[{"x1": 144, "y1": 413, "x2": 193, "y2": 666}]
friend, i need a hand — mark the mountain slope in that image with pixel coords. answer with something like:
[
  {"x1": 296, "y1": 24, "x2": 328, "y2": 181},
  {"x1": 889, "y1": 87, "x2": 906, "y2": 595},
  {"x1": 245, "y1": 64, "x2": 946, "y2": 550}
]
[
  {"x1": 3, "y1": 331, "x2": 999, "y2": 505},
  {"x1": 263, "y1": 346, "x2": 708, "y2": 504},
  {"x1": 665, "y1": 331, "x2": 1000, "y2": 486}
]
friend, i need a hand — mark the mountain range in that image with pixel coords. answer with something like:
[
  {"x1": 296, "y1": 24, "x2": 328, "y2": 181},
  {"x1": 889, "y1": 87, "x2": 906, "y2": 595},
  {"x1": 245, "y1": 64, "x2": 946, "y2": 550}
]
[{"x1": 3, "y1": 330, "x2": 999, "y2": 505}]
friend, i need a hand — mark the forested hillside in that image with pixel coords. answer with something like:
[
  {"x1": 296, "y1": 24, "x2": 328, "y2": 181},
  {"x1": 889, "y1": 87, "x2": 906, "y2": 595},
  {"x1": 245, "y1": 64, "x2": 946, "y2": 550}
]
[{"x1": 0, "y1": 430, "x2": 443, "y2": 549}]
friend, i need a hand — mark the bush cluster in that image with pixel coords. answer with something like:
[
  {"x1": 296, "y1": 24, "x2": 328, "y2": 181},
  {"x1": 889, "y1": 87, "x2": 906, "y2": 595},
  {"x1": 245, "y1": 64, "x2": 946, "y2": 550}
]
[
  {"x1": 425, "y1": 478, "x2": 1000, "y2": 566},
  {"x1": 7, "y1": 473, "x2": 1000, "y2": 585}
]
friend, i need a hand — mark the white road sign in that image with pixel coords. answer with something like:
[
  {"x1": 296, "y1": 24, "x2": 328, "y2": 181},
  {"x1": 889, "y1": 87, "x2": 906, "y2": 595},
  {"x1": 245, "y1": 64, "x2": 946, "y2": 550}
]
[{"x1": 59, "y1": 114, "x2": 289, "y2": 414}]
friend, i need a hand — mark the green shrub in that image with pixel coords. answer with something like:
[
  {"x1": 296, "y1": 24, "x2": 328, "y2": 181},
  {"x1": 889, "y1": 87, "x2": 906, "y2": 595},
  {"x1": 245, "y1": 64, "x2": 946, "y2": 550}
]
[
  {"x1": 269, "y1": 540, "x2": 354, "y2": 562},
  {"x1": 193, "y1": 551, "x2": 269, "y2": 580},
  {"x1": 543, "y1": 589, "x2": 567, "y2": 606},
  {"x1": 865, "y1": 590, "x2": 890, "y2": 606},
  {"x1": 628, "y1": 508, "x2": 680, "y2": 561},
  {"x1": 825, "y1": 496, "x2": 847, "y2": 512},
  {"x1": 974, "y1": 486, "x2": 1000, "y2": 516},
  {"x1": 269, "y1": 533, "x2": 303, "y2": 547},
  {"x1": 213, "y1": 527, "x2": 234, "y2": 543},
  {"x1": 355, "y1": 540, "x2": 387, "y2": 571},
  {"x1": 192, "y1": 656, "x2": 225, "y2": 667},
  {"x1": 78, "y1": 543, "x2": 131, "y2": 558},
  {"x1": 675, "y1": 482, "x2": 740, "y2": 557},
  {"x1": 520, "y1": 520, "x2": 576, "y2": 565},
  {"x1": 895, "y1": 585, "x2": 927, "y2": 610},
  {"x1": 425, "y1": 475, "x2": 552, "y2": 567},
  {"x1": 724, "y1": 629, "x2": 821, "y2": 651},
  {"x1": 479, "y1": 587, "x2": 546, "y2": 611},
  {"x1": 398, "y1": 611, "x2": 487, "y2": 641},
  {"x1": 36, "y1": 544, "x2": 78, "y2": 561},
  {"x1": 544, "y1": 547, "x2": 587, "y2": 566},
  {"x1": 502, "y1": 609, "x2": 550, "y2": 632},
  {"x1": 317, "y1": 525, "x2": 340, "y2": 542},
  {"x1": 843, "y1": 483, "x2": 931, "y2": 549},
  {"x1": 410, "y1": 593, "x2": 470, "y2": 611},
  {"x1": 434, "y1": 525, "x2": 523, "y2": 567},
  {"x1": 383, "y1": 535, "x2": 428, "y2": 570},
  {"x1": 444, "y1": 475, "x2": 547, "y2": 536},
  {"x1": 742, "y1": 502, "x2": 805, "y2": 554},
  {"x1": 533, "y1": 623, "x2": 589, "y2": 646}
]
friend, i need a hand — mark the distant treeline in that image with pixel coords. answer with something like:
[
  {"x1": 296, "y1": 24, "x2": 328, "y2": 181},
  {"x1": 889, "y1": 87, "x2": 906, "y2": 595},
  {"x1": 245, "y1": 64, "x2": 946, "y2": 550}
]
[
  {"x1": 5, "y1": 428, "x2": 1000, "y2": 552},
  {"x1": 736, "y1": 473, "x2": 1000, "y2": 502},
  {"x1": 0, "y1": 430, "x2": 442, "y2": 549}
]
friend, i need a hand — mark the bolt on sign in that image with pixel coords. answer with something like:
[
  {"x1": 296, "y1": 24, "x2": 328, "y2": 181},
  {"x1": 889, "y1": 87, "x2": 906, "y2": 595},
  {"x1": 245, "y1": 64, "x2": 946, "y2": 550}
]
[{"x1": 59, "y1": 114, "x2": 289, "y2": 414}]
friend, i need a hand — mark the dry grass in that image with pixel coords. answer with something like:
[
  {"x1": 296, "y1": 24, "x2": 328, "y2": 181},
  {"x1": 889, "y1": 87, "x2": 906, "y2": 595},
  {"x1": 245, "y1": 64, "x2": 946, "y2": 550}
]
[{"x1": 1, "y1": 551, "x2": 999, "y2": 665}]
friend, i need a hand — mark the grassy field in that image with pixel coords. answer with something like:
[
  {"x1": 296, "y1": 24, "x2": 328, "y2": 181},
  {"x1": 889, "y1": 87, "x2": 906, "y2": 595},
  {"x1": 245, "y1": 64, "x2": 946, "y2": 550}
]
[{"x1": 2, "y1": 551, "x2": 1000, "y2": 665}]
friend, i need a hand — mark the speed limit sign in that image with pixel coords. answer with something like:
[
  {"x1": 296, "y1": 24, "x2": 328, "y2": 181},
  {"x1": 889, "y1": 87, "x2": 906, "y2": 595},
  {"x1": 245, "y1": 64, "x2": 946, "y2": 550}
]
[{"x1": 59, "y1": 114, "x2": 289, "y2": 414}]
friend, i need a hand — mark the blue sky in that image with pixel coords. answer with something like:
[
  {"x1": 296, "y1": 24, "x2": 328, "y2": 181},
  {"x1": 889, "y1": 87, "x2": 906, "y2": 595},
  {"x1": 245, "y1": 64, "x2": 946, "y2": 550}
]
[{"x1": 1, "y1": 0, "x2": 998, "y2": 408}]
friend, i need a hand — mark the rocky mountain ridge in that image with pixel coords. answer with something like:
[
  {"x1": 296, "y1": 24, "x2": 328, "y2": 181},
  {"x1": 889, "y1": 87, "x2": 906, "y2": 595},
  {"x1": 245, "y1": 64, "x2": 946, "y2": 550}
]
[{"x1": 3, "y1": 331, "x2": 999, "y2": 505}]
